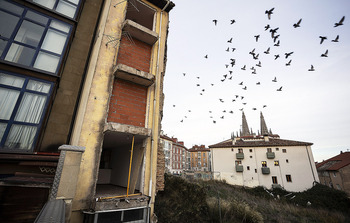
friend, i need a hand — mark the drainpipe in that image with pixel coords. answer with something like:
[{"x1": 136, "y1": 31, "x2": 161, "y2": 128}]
[
  {"x1": 305, "y1": 145, "x2": 316, "y2": 182},
  {"x1": 148, "y1": 0, "x2": 170, "y2": 198}
]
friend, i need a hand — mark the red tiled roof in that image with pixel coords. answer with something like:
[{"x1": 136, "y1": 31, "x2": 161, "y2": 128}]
[
  {"x1": 209, "y1": 137, "x2": 313, "y2": 148},
  {"x1": 316, "y1": 152, "x2": 350, "y2": 171}
]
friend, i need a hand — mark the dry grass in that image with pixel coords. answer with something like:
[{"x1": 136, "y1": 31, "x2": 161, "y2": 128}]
[{"x1": 155, "y1": 175, "x2": 350, "y2": 223}]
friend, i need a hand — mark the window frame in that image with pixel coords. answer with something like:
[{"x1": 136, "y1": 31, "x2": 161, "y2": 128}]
[
  {"x1": 286, "y1": 174, "x2": 292, "y2": 182},
  {"x1": 0, "y1": 0, "x2": 73, "y2": 75},
  {"x1": 272, "y1": 176, "x2": 278, "y2": 184},
  {"x1": 0, "y1": 70, "x2": 54, "y2": 153},
  {"x1": 26, "y1": 0, "x2": 83, "y2": 20}
]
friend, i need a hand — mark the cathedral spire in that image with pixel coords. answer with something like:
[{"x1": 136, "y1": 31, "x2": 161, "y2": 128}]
[
  {"x1": 241, "y1": 111, "x2": 251, "y2": 136},
  {"x1": 260, "y1": 112, "x2": 269, "y2": 135}
]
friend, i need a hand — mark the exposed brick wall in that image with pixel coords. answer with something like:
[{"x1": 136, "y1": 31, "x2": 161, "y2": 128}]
[
  {"x1": 117, "y1": 35, "x2": 152, "y2": 73},
  {"x1": 107, "y1": 79, "x2": 147, "y2": 127}
]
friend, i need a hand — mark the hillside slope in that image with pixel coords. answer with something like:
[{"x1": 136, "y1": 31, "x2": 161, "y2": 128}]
[{"x1": 155, "y1": 175, "x2": 350, "y2": 223}]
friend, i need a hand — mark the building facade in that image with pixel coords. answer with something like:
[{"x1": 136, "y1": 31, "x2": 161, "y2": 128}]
[
  {"x1": 189, "y1": 145, "x2": 211, "y2": 172},
  {"x1": 316, "y1": 151, "x2": 350, "y2": 195},
  {"x1": 0, "y1": 0, "x2": 175, "y2": 222},
  {"x1": 171, "y1": 137, "x2": 187, "y2": 174},
  {"x1": 209, "y1": 112, "x2": 319, "y2": 192},
  {"x1": 160, "y1": 132, "x2": 172, "y2": 173}
]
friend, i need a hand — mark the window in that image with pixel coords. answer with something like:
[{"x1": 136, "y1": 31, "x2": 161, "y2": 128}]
[
  {"x1": 261, "y1": 161, "x2": 267, "y2": 167},
  {"x1": 235, "y1": 160, "x2": 242, "y2": 165},
  {"x1": 250, "y1": 155, "x2": 252, "y2": 158},
  {"x1": 231, "y1": 148, "x2": 234, "y2": 152},
  {"x1": 0, "y1": 1, "x2": 72, "y2": 74},
  {"x1": 286, "y1": 175, "x2": 292, "y2": 182},
  {"x1": 247, "y1": 166, "x2": 250, "y2": 170},
  {"x1": 267, "y1": 148, "x2": 272, "y2": 152},
  {"x1": 274, "y1": 160, "x2": 279, "y2": 166},
  {"x1": 282, "y1": 149, "x2": 287, "y2": 153},
  {"x1": 238, "y1": 148, "x2": 243, "y2": 153},
  {"x1": 249, "y1": 149, "x2": 252, "y2": 152},
  {"x1": 125, "y1": 0, "x2": 156, "y2": 31},
  {"x1": 28, "y1": 0, "x2": 82, "y2": 19},
  {"x1": 286, "y1": 159, "x2": 289, "y2": 163},
  {"x1": 255, "y1": 169, "x2": 257, "y2": 173},
  {"x1": 275, "y1": 148, "x2": 279, "y2": 151},
  {"x1": 272, "y1": 176, "x2": 278, "y2": 184},
  {"x1": 0, "y1": 71, "x2": 53, "y2": 152}
]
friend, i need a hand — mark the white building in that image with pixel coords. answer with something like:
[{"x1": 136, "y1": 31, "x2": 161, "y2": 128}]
[{"x1": 209, "y1": 112, "x2": 319, "y2": 192}]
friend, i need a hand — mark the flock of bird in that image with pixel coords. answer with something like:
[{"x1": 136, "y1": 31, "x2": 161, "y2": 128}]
[{"x1": 172, "y1": 7, "x2": 346, "y2": 125}]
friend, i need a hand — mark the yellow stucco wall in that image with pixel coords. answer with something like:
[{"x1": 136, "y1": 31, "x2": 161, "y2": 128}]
[{"x1": 69, "y1": 0, "x2": 170, "y2": 220}]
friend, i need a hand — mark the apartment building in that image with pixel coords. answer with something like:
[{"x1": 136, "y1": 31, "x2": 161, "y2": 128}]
[
  {"x1": 317, "y1": 151, "x2": 350, "y2": 195},
  {"x1": 0, "y1": 0, "x2": 175, "y2": 222},
  {"x1": 209, "y1": 112, "x2": 319, "y2": 192},
  {"x1": 189, "y1": 145, "x2": 211, "y2": 172}
]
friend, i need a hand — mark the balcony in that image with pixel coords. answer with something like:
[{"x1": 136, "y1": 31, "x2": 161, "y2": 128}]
[
  {"x1": 236, "y1": 153, "x2": 244, "y2": 159},
  {"x1": 122, "y1": 19, "x2": 158, "y2": 45},
  {"x1": 235, "y1": 165, "x2": 243, "y2": 172},
  {"x1": 261, "y1": 167, "x2": 270, "y2": 174},
  {"x1": 266, "y1": 152, "x2": 275, "y2": 159}
]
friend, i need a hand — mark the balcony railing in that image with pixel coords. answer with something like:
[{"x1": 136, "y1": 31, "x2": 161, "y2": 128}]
[
  {"x1": 235, "y1": 165, "x2": 243, "y2": 172},
  {"x1": 266, "y1": 152, "x2": 275, "y2": 159},
  {"x1": 261, "y1": 167, "x2": 270, "y2": 174},
  {"x1": 236, "y1": 153, "x2": 244, "y2": 159}
]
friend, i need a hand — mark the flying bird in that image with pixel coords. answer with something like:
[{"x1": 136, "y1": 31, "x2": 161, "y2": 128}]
[
  {"x1": 231, "y1": 48, "x2": 236, "y2": 52},
  {"x1": 274, "y1": 40, "x2": 280, "y2": 47},
  {"x1": 274, "y1": 54, "x2": 280, "y2": 60},
  {"x1": 241, "y1": 65, "x2": 246, "y2": 70},
  {"x1": 252, "y1": 69, "x2": 257, "y2": 74},
  {"x1": 273, "y1": 35, "x2": 280, "y2": 43},
  {"x1": 263, "y1": 105, "x2": 267, "y2": 108},
  {"x1": 183, "y1": 73, "x2": 186, "y2": 76},
  {"x1": 308, "y1": 65, "x2": 315, "y2": 71},
  {"x1": 285, "y1": 52, "x2": 294, "y2": 59},
  {"x1": 256, "y1": 61, "x2": 262, "y2": 67},
  {"x1": 264, "y1": 24, "x2": 270, "y2": 31},
  {"x1": 249, "y1": 48, "x2": 256, "y2": 56},
  {"x1": 230, "y1": 19, "x2": 236, "y2": 24},
  {"x1": 321, "y1": 49, "x2": 328, "y2": 57},
  {"x1": 265, "y1": 8, "x2": 274, "y2": 20},
  {"x1": 256, "y1": 82, "x2": 261, "y2": 85},
  {"x1": 272, "y1": 77, "x2": 277, "y2": 82},
  {"x1": 254, "y1": 35, "x2": 260, "y2": 42},
  {"x1": 334, "y1": 16, "x2": 345, "y2": 27},
  {"x1": 286, "y1": 60, "x2": 292, "y2": 66},
  {"x1": 319, "y1": 36, "x2": 327, "y2": 44},
  {"x1": 264, "y1": 47, "x2": 270, "y2": 54},
  {"x1": 226, "y1": 47, "x2": 230, "y2": 52},
  {"x1": 243, "y1": 86, "x2": 247, "y2": 90},
  {"x1": 253, "y1": 53, "x2": 259, "y2": 60},
  {"x1": 239, "y1": 81, "x2": 243, "y2": 85},
  {"x1": 293, "y1": 19, "x2": 302, "y2": 28},
  {"x1": 204, "y1": 54, "x2": 208, "y2": 58},
  {"x1": 277, "y1": 86, "x2": 282, "y2": 91},
  {"x1": 213, "y1": 19, "x2": 218, "y2": 26},
  {"x1": 227, "y1": 38, "x2": 233, "y2": 43},
  {"x1": 252, "y1": 108, "x2": 257, "y2": 110},
  {"x1": 331, "y1": 35, "x2": 339, "y2": 42},
  {"x1": 270, "y1": 27, "x2": 279, "y2": 38}
]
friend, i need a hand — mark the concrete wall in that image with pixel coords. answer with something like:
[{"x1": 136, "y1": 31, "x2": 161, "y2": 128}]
[
  {"x1": 107, "y1": 79, "x2": 147, "y2": 127},
  {"x1": 39, "y1": 0, "x2": 103, "y2": 152},
  {"x1": 212, "y1": 145, "x2": 318, "y2": 192}
]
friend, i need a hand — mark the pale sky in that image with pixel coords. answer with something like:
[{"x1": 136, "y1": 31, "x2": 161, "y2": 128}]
[{"x1": 162, "y1": 0, "x2": 350, "y2": 162}]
